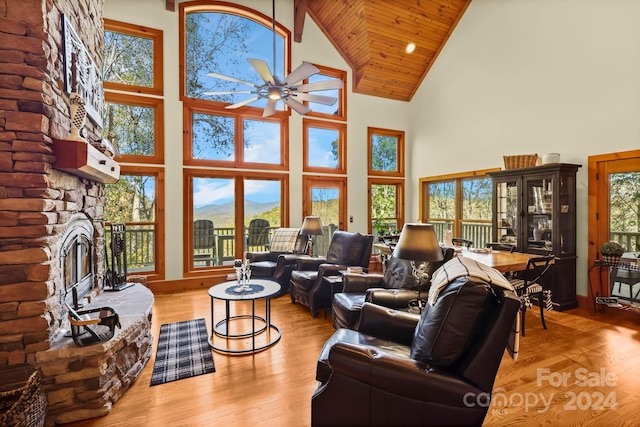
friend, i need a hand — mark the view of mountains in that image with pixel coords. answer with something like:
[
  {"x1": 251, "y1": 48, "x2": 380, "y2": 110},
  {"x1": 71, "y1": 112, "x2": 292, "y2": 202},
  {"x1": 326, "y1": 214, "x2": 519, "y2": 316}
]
[{"x1": 194, "y1": 200, "x2": 279, "y2": 226}]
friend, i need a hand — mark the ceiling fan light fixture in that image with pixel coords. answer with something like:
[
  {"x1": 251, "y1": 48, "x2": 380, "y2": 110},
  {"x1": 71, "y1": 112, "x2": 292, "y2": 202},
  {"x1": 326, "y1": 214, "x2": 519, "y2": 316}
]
[
  {"x1": 405, "y1": 42, "x2": 416, "y2": 54},
  {"x1": 268, "y1": 86, "x2": 282, "y2": 100},
  {"x1": 205, "y1": 0, "x2": 343, "y2": 117}
]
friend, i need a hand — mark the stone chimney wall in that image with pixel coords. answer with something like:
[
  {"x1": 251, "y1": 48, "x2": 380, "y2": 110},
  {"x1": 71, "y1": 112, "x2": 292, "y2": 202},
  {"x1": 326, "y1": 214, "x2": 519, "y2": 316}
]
[{"x1": 0, "y1": 0, "x2": 105, "y2": 365}]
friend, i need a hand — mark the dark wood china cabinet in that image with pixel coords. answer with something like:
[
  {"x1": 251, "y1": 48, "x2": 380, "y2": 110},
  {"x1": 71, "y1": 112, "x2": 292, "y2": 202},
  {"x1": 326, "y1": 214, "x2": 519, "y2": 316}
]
[{"x1": 488, "y1": 163, "x2": 581, "y2": 311}]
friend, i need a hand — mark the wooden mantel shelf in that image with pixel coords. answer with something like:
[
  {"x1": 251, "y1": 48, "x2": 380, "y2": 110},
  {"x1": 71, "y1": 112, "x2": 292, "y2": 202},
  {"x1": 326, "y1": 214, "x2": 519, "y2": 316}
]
[{"x1": 52, "y1": 138, "x2": 120, "y2": 184}]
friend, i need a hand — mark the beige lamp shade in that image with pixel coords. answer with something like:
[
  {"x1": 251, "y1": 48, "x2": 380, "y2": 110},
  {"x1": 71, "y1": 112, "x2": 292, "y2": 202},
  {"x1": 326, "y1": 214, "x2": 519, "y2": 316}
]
[
  {"x1": 393, "y1": 223, "x2": 443, "y2": 262},
  {"x1": 301, "y1": 216, "x2": 324, "y2": 236}
]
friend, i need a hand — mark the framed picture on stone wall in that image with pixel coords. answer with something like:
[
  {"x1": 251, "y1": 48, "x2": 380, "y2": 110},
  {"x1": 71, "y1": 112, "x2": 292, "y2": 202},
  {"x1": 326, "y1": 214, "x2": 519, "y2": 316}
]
[{"x1": 62, "y1": 14, "x2": 104, "y2": 128}]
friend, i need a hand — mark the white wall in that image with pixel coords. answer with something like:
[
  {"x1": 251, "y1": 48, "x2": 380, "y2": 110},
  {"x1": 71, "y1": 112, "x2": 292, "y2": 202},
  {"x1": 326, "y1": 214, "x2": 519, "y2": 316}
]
[
  {"x1": 103, "y1": 0, "x2": 410, "y2": 281},
  {"x1": 409, "y1": 0, "x2": 640, "y2": 296}
]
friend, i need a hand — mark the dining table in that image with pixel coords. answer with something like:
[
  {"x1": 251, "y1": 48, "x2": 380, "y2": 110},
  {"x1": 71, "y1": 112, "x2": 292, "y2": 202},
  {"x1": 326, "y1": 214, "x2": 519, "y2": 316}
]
[{"x1": 373, "y1": 243, "x2": 540, "y2": 273}]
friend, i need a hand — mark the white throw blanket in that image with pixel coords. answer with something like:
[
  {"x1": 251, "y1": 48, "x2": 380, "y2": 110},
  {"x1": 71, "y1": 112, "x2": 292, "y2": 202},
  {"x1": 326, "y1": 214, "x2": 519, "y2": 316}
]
[{"x1": 428, "y1": 256, "x2": 520, "y2": 361}]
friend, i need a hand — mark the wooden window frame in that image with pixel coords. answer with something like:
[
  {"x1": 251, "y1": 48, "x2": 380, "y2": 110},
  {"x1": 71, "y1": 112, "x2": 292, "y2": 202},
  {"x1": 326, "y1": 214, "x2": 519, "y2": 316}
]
[
  {"x1": 103, "y1": 91, "x2": 164, "y2": 164},
  {"x1": 103, "y1": 19, "x2": 163, "y2": 96},
  {"x1": 179, "y1": 1, "x2": 292, "y2": 113},
  {"x1": 184, "y1": 168, "x2": 290, "y2": 276},
  {"x1": 367, "y1": 127, "x2": 405, "y2": 177},
  {"x1": 182, "y1": 101, "x2": 289, "y2": 171},
  {"x1": 303, "y1": 64, "x2": 347, "y2": 122},
  {"x1": 110, "y1": 165, "x2": 165, "y2": 282},
  {"x1": 302, "y1": 118, "x2": 347, "y2": 174},
  {"x1": 367, "y1": 178, "x2": 405, "y2": 235},
  {"x1": 302, "y1": 175, "x2": 347, "y2": 231},
  {"x1": 419, "y1": 169, "x2": 498, "y2": 238}
]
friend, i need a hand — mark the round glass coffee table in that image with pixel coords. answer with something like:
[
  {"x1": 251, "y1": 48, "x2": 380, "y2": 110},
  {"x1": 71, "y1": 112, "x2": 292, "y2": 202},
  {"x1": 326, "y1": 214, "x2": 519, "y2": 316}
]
[{"x1": 208, "y1": 279, "x2": 281, "y2": 354}]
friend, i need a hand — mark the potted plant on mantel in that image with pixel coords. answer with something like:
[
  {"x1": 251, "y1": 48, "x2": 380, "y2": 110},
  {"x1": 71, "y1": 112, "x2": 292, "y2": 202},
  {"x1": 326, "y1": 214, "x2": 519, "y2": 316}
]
[{"x1": 600, "y1": 241, "x2": 625, "y2": 266}]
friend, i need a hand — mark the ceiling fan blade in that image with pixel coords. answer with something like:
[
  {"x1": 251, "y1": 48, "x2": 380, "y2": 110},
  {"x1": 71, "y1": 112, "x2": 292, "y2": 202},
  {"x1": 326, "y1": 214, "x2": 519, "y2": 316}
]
[
  {"x1": 293, "y1": 92, "x2": 337, "y2": 105},
  {"x1": 283, "y1": 61, "x2": 319, "y2": 85},
  {"x1": 247, "y1": 58, "x2": 275, "y2": 84},
  {"x1": 292, "y1": 79, "x2": 343, "y2": 92},
  {"x1": 203, "y1": 90, "x2": 254, "y2": 95},
  {"x1": 283, "y1": 97, "x2": 312, "y2": 115},
  {"x1": 206, "y1": 72, "x2": 258, "y2": 88},
  {"x1": 263, "y1": 98, "x2": 277, "y2": 117},
  {"x1": 225, "y1": 96, "x2": 260, "y2": 109}
]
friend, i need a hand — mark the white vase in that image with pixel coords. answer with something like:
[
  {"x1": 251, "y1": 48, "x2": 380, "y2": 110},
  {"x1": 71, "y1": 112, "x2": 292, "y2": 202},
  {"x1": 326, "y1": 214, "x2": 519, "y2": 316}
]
[{"x1": 444, "y1": 230, "x2": 453, "y2": 247}]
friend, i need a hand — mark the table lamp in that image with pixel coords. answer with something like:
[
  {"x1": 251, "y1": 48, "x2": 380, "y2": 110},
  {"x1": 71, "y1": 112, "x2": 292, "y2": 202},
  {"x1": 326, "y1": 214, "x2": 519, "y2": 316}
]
[
  {"x1": 301, "y1": 216, "x2": 323, "y2": 256},
  {"x1": 392, "y1": 223, "x2": 443, "y2": 313}
]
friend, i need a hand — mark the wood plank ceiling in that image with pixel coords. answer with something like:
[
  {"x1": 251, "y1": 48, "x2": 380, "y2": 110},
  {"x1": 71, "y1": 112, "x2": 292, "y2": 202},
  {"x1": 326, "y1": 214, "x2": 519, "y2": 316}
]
[{"x1": 295, "y1": 0, "x2": 471, "y2": 101}]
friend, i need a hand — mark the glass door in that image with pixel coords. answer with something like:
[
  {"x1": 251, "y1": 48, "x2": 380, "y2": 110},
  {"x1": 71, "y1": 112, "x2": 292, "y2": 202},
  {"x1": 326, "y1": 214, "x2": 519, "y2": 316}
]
[
  {"x1": 302, "y1": 176, "x2": 347, "y2": 257},
  {"x1": 494, "y1": 177, "x2": 520, "y2": 248},
  {"x1": 524, "y1": 175, "x2": 554, "y2": 254}
]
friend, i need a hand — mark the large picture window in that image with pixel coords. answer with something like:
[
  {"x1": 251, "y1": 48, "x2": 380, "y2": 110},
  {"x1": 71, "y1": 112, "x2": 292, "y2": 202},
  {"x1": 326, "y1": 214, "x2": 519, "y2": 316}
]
[
  {"x1": 185, "y1": 170, "x2": 289, "y2": 273},
  {"x1": 184, "y1": 105, "x2": 288, "y2": 169},
  {"x1": 103, "y1": 20, "x2": 165, "y2": 280},
  {"x1": 420, "y1": 169, "x2": 497, "y2": 248}
]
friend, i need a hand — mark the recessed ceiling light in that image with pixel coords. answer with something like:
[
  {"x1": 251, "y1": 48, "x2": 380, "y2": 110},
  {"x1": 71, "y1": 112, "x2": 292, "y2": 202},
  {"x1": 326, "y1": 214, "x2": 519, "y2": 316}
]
[{"x1": 405, "y1": 42, "x2": 416, "y2": 54}]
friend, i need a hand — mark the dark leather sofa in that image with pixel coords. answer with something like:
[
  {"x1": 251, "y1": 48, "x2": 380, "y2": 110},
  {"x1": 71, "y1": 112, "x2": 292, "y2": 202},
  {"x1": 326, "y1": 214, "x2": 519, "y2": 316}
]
[
  {"x1": 312, "y1": 276, "x2": 520, "y2": 426},
  {"x1": 332, "y1": 247, "x2": 454, "y2": 329}
]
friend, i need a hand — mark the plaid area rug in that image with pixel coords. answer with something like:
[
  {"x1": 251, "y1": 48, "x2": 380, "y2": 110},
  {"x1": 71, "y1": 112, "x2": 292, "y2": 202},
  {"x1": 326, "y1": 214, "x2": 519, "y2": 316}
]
[{"x1": 150, "y1": 318, "x2": 215, "y2": 386}]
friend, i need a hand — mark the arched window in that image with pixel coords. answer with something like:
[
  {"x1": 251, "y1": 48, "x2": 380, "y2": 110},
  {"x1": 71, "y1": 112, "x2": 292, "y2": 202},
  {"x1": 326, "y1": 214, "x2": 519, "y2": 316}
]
[
  {"x1": 179, "y1": 2, "x2": 291, "y2": 274},
  {"x1": 180, "y1": 2, "x2": 290, "y2": 112}
]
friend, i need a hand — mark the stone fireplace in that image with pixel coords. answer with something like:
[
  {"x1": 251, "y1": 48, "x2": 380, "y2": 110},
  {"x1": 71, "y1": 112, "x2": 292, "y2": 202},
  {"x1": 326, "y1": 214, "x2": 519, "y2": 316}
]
[
  {"x1": 0, "y1": 0, "x2": 153, "y2": 424},
  {"x1": 59, "y1": 213, "x2": 95, "y2": 309}
]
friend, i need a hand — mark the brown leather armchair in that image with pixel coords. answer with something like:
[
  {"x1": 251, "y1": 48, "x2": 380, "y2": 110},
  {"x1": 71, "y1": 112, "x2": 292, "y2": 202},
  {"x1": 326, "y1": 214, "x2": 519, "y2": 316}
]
[
  {"x1": 332, "y1": 247, "x2": 455, "y2": 329},
  {"x1": 245, "y1": 228, "x2": 307, "y2": 295},
  {"x1": 289, "y1": 231, "x2": 374, "y2": 317},
  {"x1": 312, "y1": 277, "x2": 520, "y2": 426}
]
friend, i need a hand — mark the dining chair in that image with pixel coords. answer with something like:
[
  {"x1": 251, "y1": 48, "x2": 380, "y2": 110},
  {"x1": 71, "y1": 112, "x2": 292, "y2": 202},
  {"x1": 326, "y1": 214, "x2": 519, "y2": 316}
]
[
  {"x1": 508, "y1": 255, "x2": 554, "y2": 336},
  {"x1": 486, "y1": 242, "x2": 516, "y2": 252},
  {"x1": 452, "y1": 237, "x2": 473, "y2": 248}
]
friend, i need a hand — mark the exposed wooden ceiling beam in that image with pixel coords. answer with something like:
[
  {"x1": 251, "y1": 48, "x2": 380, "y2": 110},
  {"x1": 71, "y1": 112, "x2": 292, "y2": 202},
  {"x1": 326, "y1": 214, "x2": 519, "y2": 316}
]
[
  {"x1": 293, "y1": 0, "x2": 308, "y2": 42},
  {"x1": 166, "y1": 0, "x2": 175, "y2": 12}
]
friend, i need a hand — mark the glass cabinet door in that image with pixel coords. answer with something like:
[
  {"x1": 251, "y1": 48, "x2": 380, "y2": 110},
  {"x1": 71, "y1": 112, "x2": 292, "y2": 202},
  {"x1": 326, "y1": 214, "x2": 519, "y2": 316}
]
[
  {"x1": 495, "y1": 178, "x2": 520, "y2": 247},
  {"x1": 524, "y1": 176, "x2": 554, "y2": 254}
]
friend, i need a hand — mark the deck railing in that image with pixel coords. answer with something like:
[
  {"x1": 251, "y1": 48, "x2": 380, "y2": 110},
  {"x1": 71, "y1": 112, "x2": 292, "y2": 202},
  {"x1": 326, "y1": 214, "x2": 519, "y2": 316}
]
[
  {"x1": 610, "y1": 231, "x2": 640, "y2": 252},
  {"x1": 429, "y1": 221, "x2": 492, "y2": 248},
  {"x1": 108, "y1": 225, "x2": 283, "y2": 271},
  {"x1": 106, "y1": 224, "x2": 640, "y2": 273}
]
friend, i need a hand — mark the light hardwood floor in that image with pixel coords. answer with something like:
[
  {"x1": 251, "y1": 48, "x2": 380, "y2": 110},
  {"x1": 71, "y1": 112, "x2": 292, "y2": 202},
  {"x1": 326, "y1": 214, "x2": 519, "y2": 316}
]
[{"x1": 68, "y1": 289, "x2": 640, "y2": 427}]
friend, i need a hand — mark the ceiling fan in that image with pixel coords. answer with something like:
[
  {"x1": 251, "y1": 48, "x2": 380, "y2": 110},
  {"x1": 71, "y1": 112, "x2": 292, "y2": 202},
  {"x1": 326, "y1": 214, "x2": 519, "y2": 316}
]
[{"x1": 204, "y1": 0, "x2": 343, "y2": 117}]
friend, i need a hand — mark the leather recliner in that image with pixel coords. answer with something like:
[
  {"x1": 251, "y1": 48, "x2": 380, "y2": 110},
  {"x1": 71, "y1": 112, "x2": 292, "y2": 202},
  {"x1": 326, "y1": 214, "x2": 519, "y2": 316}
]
[
  {"x1": 289, "y1": 231, "x2": 373, "y2": 317},
  {"x1": 312, "y1": 277, "x2": 520, "y2": 426},
  {"x1": 245, "y1": 228, "x2": 307, "y2": 296},
  {"x1": 332, "y1": 247, "x2": 455, "y2": 329}
]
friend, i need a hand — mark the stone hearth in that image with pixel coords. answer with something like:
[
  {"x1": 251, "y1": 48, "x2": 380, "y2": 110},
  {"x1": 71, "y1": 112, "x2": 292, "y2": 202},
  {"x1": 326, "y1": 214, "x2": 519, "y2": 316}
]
[{"x1": 36, "y1": 284, "x2": 153, "y2": 425}]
